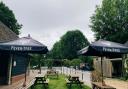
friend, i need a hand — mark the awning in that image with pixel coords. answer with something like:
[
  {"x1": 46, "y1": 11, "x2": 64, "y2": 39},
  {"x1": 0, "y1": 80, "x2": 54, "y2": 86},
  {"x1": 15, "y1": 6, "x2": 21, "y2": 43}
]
[{"x1": 0, "y1": 36, "x2": 48, "y2": 54}]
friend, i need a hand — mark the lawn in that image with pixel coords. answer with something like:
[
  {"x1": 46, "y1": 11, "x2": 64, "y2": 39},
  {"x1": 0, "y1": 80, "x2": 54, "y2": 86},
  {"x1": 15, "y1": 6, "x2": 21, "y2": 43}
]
[{"x1": 33, "y1": 75, "x2": 91, "y2": 89}]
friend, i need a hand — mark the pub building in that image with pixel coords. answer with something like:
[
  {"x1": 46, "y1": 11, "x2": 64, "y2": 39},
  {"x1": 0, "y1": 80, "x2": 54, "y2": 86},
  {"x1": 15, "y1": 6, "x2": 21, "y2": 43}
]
[{"x1": 0, "y1": 21, "x2": 48, "y2": 85}]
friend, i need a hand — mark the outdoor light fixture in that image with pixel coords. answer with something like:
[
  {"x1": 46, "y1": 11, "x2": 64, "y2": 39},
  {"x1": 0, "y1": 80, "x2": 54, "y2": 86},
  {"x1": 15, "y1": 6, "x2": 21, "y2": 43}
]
[{"x1": 13, "y1": 61, "x2": 16, "y2": 67}]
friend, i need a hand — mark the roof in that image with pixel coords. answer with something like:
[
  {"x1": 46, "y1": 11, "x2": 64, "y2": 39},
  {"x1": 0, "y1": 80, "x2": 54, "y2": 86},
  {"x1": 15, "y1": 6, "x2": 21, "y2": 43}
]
[{"x1": 0, "y1": 21, "x2": 18, "y2": 42}]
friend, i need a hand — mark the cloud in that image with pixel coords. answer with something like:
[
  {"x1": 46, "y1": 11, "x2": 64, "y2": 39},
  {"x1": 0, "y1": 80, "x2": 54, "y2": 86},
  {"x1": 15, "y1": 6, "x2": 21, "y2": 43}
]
[{"x1": 3, "y1": 0, "x2": 102, "y2": 49}]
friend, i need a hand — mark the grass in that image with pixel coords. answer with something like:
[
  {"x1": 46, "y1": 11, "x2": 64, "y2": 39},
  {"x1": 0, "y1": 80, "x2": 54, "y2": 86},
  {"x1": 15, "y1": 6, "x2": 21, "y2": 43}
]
[{"x1": 33, "y1": 75, "x2": 91, "y2": 89}]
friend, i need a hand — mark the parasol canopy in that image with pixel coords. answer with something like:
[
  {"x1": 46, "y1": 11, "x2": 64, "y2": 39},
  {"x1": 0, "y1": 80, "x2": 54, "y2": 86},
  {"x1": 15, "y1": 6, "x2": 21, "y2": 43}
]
[
  {"x1": 0, "y1": 35, "x2": 48, "y2": 54},
  {"x1": 78, "y1": 40, "x2": 128, "y2": 58}
]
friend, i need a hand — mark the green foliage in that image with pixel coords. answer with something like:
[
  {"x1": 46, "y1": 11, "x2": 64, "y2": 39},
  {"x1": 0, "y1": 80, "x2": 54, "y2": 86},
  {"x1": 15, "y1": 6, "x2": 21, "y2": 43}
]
[
  {"x1": 48, "y1": 42, "x2": 62, "y2": 59},
  {"x1": 30, "y1": 54, "x2": 45, "y2": 68},
  {"x1": 90, "y1": 0, "x2": 128, "y2": 43},
  {"x1": 63, "y1": 59, "x2": 71, "y2": 67},
  {"x1": 63, "y1": 59, "x2": 83, "y2": 67},
  {"x1": 46, "y1": 59, "x2": 53, "y2": 68},
  {"x1": 124, "y1": 57, "x2": 128, "y2": 80},
  {"x1": 0, "y1": 2, "x2": 22, "y2": 35},
  {"x1": 70, "y1": 59, "x2": 82, "y2": 67},
  {"x1": 49, "y1": 30, "x2": 89, "y2": 60},
  {"x1": 79, "y1": 56, "x2": 93, "y2": 66}
]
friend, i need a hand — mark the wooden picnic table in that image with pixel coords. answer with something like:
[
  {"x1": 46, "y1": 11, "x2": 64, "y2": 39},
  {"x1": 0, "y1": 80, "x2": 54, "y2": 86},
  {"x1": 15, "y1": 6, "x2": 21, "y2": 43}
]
[
  {"x1": 46, "y1": 70, "x2": 59, "y2": 78},
  {"x1": 66, "y1": 74, "x2": 83, "y2": 89},
  {"x1": 92, "y1": 82, "x2": 116, "y2": 89},
  {"x1": 69, "y1": 74, "x2": 79, "y2": 79},
  {"x1": 32, "y1": 76, "x2": 49, "y2": 89}
]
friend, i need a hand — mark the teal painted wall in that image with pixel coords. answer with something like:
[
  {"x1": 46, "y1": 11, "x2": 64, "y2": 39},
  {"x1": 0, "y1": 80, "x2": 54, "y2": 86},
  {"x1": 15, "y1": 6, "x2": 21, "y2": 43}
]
[{"x1": 11, "y1": 53, "x2": 28, "y2": 76}]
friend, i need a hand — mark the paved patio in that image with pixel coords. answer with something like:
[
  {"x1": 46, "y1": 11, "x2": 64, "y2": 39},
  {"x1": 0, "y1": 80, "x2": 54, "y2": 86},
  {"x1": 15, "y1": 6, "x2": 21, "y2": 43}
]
[
  {"x1": 0, "y1": 70, "x2": 42, "y2": 89},
  {"x1": 105, "y1": 78, "x2": 128, "y2": 89},
  {"x1": 0, "y1": 67, "x2": 127, "y2": 89}
]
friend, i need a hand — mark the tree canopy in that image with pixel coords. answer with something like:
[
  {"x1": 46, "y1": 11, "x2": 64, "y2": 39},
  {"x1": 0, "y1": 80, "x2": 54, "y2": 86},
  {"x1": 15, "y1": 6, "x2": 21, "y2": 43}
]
[
  {"x1": 49, "y1": 30, "x2": 89, "y2": 60},
  {"x1": 0, "y1": 2, "x2": 22, "y2": 35},
  {"x1": 90, "y1": 0, "x2": 128, "y2": 43}
]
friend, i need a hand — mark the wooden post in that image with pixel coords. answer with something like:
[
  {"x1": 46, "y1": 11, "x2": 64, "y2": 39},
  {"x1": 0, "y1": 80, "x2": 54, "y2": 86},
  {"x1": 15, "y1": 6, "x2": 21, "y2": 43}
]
[
  {"x1": 75, "y1": 66, "x2": 76, "y2": 74},
  {"x1": 101, "y1": 57, "x2": 104, "y2": 85},
  {"x1": 28, "y1": 57, "x2": 31, "y2": 76},
  {"x1": 63, "y1": 66, "x2": 64, "y2": 74},
  {"x1": 66, "y1": 67, "x2": 68, "y2": 75},
  {"x1": 70, "y1": 67, "x2": 71, "y2": 74},
  {"x1": 7, "y1": 54, "x2": 13, "y2": 85},
  {"x1": 23, "y1": 54, "x2": 29, "y2": 87},
  {"x1": 39, "y1": 59, "x2": 41, "y2": 74},
  {"x1": 122, "y1": 55, "x2": 125, "y2": 77}
]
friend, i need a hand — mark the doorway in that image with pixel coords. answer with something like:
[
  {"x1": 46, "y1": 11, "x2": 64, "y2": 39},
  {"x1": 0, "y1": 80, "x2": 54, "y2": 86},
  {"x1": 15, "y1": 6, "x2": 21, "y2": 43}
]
[
  {"x1": 112, "y1": 60, "x2": 122, "y2": 77},
  {"x1": 0, "y1": 53, "x2": 9, "y2": 85}
]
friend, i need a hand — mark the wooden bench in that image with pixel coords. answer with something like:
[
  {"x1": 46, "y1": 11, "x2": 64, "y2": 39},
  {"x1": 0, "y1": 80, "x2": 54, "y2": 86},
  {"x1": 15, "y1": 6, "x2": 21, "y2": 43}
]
[{"x1": 92, "y1": 82, "x2": 116, "y2": 89}]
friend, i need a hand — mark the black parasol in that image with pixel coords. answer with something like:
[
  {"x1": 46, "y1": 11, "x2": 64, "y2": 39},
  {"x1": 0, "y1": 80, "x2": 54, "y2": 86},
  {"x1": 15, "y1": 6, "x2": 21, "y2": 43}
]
[
  {"x1": 78, "y1": 40, "x2": 128, "y2": 85},
  {"x1": 0, "y1": 36, "x2": 48, "y2": 54}
]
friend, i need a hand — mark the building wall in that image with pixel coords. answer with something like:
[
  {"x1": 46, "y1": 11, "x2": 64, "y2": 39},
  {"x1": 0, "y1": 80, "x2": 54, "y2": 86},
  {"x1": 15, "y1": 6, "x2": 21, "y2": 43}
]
[
  {"x1": 11, "y1": 53, "x2": 28, "y2": 83},
  {"x1": 0, "y1": 21, "x2": 27, "y2": 84},
  {"x1": 93, "y1": 57, "x2": 112, "y2": 77},
  {"x1": 94, "y1": 57, "x2": 123, "y2": 78}
]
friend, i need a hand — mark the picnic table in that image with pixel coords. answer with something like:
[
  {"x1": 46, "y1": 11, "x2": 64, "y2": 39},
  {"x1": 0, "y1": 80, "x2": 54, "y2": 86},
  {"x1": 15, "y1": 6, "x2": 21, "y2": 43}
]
[
  {"x1": 32, "y1": 75, "x2": 49, "y2": 89},
  {"x1": 46, "y1": 70, "x2": 59, "y2": 78},
  {"x1": 66, "y1": 74, "x2": 83, "y2": 89},
  {"x1": 92, "y1": 82, "x2": 116, "y2": 89}
]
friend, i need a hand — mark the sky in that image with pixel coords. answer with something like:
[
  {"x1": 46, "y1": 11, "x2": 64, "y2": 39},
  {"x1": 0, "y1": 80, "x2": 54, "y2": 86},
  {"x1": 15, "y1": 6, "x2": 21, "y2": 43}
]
[{"x1": 2, "y1": 0, "x2": 102, "y2": 49}]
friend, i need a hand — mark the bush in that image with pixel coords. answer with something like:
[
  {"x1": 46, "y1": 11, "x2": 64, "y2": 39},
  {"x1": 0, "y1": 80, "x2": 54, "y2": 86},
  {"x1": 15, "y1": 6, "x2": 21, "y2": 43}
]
[
  {"x1": 70, "y1": 59, "x2": 82, "y2": 67},
  {"x1": 91, "y1": 70, "x2": 102, "y2": 82}
]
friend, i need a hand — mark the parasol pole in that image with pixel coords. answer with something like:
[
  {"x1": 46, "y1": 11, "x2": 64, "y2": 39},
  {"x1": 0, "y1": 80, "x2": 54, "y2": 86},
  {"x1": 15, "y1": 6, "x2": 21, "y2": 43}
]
[
  {"x1": 101, "y1": 57, "x2": 103, "y2": 84},
  {"x1": 23, "y1": 54, "x2": 29, "y2": 87},
  {"x1": 101, "y1": 56, "x2": 104, "y2": 86}
]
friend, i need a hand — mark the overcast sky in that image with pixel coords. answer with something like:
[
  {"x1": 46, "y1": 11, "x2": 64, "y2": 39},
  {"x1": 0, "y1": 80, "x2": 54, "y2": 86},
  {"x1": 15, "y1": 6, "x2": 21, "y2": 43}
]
[{"x1": 2, "y1": 0, "x2": 102, "y2": 49}]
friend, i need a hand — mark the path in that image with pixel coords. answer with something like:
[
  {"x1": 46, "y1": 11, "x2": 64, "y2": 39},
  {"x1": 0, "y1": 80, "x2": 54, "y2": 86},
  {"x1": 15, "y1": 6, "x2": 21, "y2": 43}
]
[{"x1": 105, "y1": 78, "x2": 128, "y2": 89}]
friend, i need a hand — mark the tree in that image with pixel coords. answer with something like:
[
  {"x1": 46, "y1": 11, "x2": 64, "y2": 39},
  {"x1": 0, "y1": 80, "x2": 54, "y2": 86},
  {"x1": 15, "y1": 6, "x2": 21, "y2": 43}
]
[
  {"x1": 48, "y1": 42, "x2": 62, "y2": 59},
  {"x1": 0, "y1": 2, "x2": 22, "y2": 35},
  {"x1": 49, "y1": 30, "x2": 89, "y2": 60},
  {"x1": 90, "y1": 0, "x2": 128, "y2": 43},
  {"x1": 60, "y1": 30, "x2": 89, "y2": 60}
]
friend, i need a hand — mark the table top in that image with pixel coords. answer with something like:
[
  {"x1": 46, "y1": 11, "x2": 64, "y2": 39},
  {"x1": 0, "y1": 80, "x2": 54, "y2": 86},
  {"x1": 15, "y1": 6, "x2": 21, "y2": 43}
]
[
  {"x1": 70, "y1": 74, "x2": 79, "y2": 78},
  {"x1": 92, "y1": 82, "x2": 116, "y2": 89},
  {"x1": 35, "y1": 74, "x2": 45, "y2": 77},
  {"x1": 69, "y1": 74, "x2": 80, "y2": 81}
]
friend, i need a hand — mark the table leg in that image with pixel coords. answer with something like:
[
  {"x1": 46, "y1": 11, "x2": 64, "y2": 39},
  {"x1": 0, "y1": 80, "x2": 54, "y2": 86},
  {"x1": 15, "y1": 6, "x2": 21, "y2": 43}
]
[
  {"x1": 69, "y1": 83, "x2": 72, "y2": 89},
  {"x1": 79, "y1": 83, "x2": 82, "y2": 89},
  {"x1": 92, "y1": 84, "x2": 95, "y2": 89}
]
